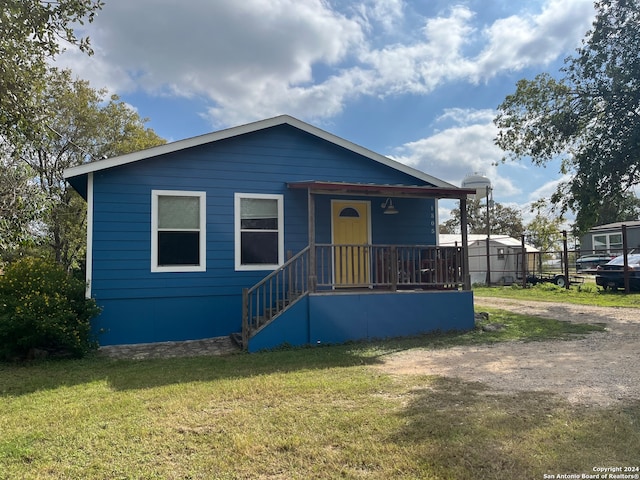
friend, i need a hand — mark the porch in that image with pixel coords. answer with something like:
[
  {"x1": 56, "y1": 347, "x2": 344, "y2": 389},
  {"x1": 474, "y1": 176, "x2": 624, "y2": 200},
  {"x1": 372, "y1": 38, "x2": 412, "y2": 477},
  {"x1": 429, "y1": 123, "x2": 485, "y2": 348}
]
[
  {"x1": 239, "y1": 244, "x2": 474, "y2": 351},
  {"x1": 236, "y1": 181, "x2": 476, "y2": 351}
]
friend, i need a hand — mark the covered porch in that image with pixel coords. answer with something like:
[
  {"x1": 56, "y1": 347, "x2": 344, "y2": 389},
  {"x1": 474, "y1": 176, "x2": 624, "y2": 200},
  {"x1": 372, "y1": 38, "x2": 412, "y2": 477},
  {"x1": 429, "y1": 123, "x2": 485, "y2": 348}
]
[{"x1": 239, "y1": 181, "x2": 476, "y2": 351}]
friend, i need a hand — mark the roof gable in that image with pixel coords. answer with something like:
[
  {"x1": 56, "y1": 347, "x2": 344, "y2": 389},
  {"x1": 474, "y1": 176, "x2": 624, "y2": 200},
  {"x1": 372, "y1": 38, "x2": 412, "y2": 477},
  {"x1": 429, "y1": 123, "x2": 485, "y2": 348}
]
[{"x1": 63, "y1": 115, "x2": 456, "y2": 189}]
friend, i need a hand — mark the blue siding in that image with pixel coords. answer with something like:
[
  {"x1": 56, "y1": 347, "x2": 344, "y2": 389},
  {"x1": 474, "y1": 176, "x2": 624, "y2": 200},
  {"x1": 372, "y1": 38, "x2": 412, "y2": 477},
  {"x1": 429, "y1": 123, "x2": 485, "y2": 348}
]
[
  {"x1": 245, "y1": 297, "x2": 311, "y2": 352},
  {"x1": 93, "y1": 295, "x2": 239, "y2": 345},
  {"x1": 310, "y1": 291, "x2": 474, "y2": 345},
  {"x1": 313, "y1": 195, "x2": 436, "y2": 245},
  {"x1": 247, "y1": 290, "x2": 474, "y2": 352},
  {"x1": 90, "y1": 124, "x2": 441, "y2": 345}
]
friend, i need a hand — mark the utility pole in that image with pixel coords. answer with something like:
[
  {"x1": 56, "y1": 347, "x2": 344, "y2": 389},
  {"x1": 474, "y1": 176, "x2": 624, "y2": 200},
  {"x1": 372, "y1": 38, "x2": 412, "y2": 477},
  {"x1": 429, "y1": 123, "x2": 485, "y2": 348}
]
[{"x1": 485, "y1": 185, "x2": 491, "y2": 286}]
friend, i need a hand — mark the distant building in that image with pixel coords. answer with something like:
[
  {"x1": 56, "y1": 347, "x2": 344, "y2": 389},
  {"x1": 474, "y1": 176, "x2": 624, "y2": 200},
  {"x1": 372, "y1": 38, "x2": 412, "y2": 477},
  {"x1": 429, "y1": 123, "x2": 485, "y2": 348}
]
[
  {"x1": 440, "y1": 234, "x2": 538, "y2": 285},
  {"x1": 579, "y1": 221, "x2": 640, "y2": 255}
]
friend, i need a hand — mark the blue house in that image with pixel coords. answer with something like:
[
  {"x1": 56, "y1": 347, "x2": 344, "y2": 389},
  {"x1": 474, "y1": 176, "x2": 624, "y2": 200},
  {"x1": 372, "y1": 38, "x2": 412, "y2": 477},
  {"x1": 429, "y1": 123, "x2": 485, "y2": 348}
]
[{"x1": 64, "y1": 115, "x2": 476, "y2": 352}]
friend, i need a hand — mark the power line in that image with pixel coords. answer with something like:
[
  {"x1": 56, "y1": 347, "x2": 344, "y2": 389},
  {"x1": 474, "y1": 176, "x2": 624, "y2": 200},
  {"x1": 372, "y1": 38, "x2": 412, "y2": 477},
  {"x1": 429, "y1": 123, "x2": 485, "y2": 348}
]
[{"x1": 45, "y1": 124, "x2": 106, "y2": 161}]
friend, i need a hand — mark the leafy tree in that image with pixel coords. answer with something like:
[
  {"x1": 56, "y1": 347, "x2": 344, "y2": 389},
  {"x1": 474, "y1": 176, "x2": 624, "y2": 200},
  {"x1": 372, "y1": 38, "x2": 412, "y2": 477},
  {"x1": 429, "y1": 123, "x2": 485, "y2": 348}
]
[
  {"x1": 589, "y1": 190, "x2": 640, "y2": 227},
  {"x1": 441, "y1": 198, "x2": 525, "y2": 239},
  {"x1": 494, "y1": 0, "x2": 640, "y2": 234},
  {"x1": 4, "y1": 69, "x2": 165, "y2": 268},
  {"x1": 525, "y1": 201, "x2": 565, "y2": 252},
  {"x1": 0, "y1": 151, "x2": 44, "y2": 255},
  {"x1": 487, "y1": 203, "x2": 526, "y2": 239},
  {"x1": 0, "y1": 0, "x2": 103, "y2": 142}
]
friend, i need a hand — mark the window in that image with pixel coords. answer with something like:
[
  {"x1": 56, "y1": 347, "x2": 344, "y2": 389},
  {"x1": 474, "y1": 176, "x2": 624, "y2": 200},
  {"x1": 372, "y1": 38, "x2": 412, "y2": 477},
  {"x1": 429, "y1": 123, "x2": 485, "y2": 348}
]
[
  {"x1": 235, "y1": 193, "x2": 284, "y2": 270},
  {"x1": 151, "y1": 190, "x2": 206, "y2": 272},
  {"x1": 593, "y1": 233, "x2": 623, "y2": 254},
  {"x1": 497, "y1": 248, "x2": 505, "y2": 260},
  {"x1": 339, "y1": 207, "x2": 360, "y2": 217}
]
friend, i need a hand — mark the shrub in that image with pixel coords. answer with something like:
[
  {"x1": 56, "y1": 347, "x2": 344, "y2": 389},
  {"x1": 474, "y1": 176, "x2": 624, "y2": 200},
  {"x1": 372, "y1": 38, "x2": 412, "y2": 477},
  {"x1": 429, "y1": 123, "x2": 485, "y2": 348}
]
[
  {"x1": 533, "y1": 283, "x2": 566, "y2": 293},
  {"x1": 0, "y1": 257, "x2": 101, "y2": 360},
  {"x1": 578, "y1": 283, "x2": 599, "y2": 294}
]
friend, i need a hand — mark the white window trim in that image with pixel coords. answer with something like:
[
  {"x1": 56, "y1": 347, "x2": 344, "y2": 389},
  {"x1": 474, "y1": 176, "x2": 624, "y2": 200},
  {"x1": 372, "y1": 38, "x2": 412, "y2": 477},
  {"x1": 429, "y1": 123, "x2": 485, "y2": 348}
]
[
  {"x1": 234, "y1": 193, "x2": 284, "y2": 271},
  {"x1": 592, "y1": 232, "x2": 623, "y2": 253},
  {"x1": 151, "y1": 190, "x2": 206, "y2": 273},
  {"x1": 85, "y1": 172, "x2": 94, "y2": 298}
]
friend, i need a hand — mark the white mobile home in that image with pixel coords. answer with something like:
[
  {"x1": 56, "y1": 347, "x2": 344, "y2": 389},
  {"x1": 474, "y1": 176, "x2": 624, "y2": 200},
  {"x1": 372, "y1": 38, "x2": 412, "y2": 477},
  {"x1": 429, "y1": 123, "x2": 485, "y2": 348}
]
[{"x1": 440, "y1": 234, "x2": 538, "y2": 285}]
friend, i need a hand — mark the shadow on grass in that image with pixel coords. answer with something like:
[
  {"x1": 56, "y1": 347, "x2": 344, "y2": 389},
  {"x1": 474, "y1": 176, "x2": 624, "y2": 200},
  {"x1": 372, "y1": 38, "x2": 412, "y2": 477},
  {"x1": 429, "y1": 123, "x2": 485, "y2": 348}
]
[
  {"x1": 0, "y1": 309, "x2": 605, "y2": 396},
  {"x1": 390, "y1": 376, "x2": 640, "y2": 478},
  {"x1": 0, "y1": 330, "x2": 480, "y2": 397},
  {"x1": 0, "y1": 342, "x2": 387, "y2": 396},
  {"x1": 0, "y1": 331, "x2": 475, "y2": 395}
]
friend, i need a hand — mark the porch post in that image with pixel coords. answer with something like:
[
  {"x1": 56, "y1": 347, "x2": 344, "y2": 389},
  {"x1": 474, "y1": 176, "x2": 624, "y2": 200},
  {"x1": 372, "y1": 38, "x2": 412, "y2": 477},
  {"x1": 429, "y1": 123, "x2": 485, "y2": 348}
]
[
  {"x1": 308, "y1": 189, "x2": 317, "y2": 293},
  {"x1": 242, "y1": 288, "x2": 249, "y2": 349},
  {"x1": 460, "y1": 196, "x2": 471, "y2": 290},
  {"x1": 622, "y1": 224, "x2": 630, "y2": 293}
]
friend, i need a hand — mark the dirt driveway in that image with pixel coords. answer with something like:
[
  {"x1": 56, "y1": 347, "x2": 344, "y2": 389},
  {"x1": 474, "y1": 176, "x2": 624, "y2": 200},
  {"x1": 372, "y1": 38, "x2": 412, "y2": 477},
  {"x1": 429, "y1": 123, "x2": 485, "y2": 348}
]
[{"x1": 376, "y1": 297, "x2": 640, "y2": 407}]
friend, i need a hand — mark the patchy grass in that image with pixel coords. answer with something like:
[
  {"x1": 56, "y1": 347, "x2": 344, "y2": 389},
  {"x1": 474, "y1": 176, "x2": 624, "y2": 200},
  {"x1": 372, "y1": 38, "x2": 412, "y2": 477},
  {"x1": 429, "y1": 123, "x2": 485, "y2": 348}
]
[
  {"x1": 468, "y1": 308, "x2": 605, "y2": 342},
  {"x1": 358, "y1": 308, "x2": 605, "y2": 355},
  {"x1": 0, "y1": 312, "x2": 623, "y2": 480},
  {"x1": 474, "y1": 282, "x2": 640, "y2": 308}
]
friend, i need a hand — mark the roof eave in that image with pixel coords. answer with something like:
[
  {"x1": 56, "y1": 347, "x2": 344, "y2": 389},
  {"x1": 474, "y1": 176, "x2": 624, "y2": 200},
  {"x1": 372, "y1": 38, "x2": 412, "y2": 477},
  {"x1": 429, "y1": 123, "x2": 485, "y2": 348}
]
[{"x1": 287, "y1": 181, "x2": 475, "y2": 199}]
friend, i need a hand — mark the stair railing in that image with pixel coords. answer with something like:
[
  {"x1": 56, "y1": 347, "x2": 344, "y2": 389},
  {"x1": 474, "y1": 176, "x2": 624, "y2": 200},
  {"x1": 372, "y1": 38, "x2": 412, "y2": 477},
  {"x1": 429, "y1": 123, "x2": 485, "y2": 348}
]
[{"x1": 242, "y1": 246, "x2": 310, "y2": 348}]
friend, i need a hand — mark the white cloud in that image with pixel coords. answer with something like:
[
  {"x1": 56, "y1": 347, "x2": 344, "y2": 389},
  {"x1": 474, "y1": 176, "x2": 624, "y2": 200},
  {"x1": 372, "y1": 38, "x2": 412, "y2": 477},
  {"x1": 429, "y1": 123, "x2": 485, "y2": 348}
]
[
  {"x1": 527, "y1": 174, "x2": 572, "y2": 202},
  {"x1": 473, "y1": 0, "x2": 594, "y2": 80},
  {"x1": 55, "y1": 0, "x2": 595, "y2": 127},
  {"x1": 357, "y1": 6, "x2": 476, "y2": 96},
  {"x1": 388, "y1": 107, "x2": 579, "y2": 225},
  {"x1": 59, "y1": 0, "x2": 365, "y2": 124},
  {"x1": 390, "y1": 108, "x2": 519, "y2": 196},
  {"x1": 361, "y1": 0, "x2": 405, "y2": 33}
]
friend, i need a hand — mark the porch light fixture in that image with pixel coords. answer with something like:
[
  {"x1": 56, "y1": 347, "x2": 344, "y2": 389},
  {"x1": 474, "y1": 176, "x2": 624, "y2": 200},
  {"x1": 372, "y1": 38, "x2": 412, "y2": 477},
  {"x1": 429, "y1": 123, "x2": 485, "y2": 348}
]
[{"x1": 381, "y1": 198, "x2": 399, "y2": 215}]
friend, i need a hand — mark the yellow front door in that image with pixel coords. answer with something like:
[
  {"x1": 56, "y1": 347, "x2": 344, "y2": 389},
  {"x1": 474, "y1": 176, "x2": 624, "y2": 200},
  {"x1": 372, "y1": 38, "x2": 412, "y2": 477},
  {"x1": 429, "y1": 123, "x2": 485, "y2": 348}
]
[{"x1": 332, "y1": 201, "x2": 370, "y2": 286}]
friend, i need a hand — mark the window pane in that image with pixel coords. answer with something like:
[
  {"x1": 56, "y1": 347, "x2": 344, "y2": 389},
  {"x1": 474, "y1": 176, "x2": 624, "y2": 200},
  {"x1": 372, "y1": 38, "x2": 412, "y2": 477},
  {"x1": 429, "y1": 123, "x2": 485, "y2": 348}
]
[
  {"x1": 241, "y1": 232, "x2": 278, "y2": 264},
  {"x1": 593, "y1": 235, "x2": 607, "y2": 250},
  {"x1": 609, "y1": 234, "x2": 623, "y2": 249},
  {"x1": 339, "y1": 207, "x2": 360, "y2": 218},
  {"x1": 609, "y1": 234, "x2": 622, "y2": 242},
  {"x1": 159, "y1": 196, "x2": 200, "y2": 229},
  {"x1": 241, "y1": 218, "x2": 278, "y2": 230},
  {"x1": 158, "y1": 231, "x2": 200, "y2": 265},
  {"x1": 241, "y1": 198, "x2": 277, "y2": 219}
]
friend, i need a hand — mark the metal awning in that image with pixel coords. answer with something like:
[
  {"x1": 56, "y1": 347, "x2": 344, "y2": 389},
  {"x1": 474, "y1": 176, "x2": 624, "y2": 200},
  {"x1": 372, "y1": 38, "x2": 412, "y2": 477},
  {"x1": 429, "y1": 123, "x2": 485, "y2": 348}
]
[{"x1": 287, "y1": 180, "x2": 476, "y2": 199}]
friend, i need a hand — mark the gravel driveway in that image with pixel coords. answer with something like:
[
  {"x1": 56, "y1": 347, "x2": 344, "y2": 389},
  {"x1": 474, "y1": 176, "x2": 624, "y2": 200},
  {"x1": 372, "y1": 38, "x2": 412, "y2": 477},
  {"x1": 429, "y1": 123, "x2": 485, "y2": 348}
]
[{"x1": 376, "y1": 297, "x2": 640, "y2": 407}]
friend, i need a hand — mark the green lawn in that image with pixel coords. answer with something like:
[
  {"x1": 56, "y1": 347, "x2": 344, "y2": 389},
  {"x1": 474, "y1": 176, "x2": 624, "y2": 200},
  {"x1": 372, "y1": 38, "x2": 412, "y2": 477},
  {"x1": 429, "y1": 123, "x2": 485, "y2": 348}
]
[
  {"x1": 474, "y1": 282, "x2": 640, "y2": 308},
  {"x1": 2, "y1": 311, "x2": 636, "y2": 480}
]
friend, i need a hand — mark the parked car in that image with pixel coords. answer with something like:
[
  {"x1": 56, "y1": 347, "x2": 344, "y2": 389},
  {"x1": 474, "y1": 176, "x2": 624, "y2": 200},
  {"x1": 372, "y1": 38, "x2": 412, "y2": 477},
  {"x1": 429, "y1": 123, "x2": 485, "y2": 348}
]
[
  {"x1": 575, "y1": 254, "x2": 615, "y2": 272},
  {"x1": 595, "y1": 254, "x2": 640, "y2": 291}
]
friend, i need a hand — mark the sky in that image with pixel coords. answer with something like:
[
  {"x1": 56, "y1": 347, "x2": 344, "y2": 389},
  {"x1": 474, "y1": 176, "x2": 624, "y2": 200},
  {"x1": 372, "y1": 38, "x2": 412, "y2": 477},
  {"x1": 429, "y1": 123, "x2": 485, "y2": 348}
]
[{"x1": 55, "y1": 0, "x2": 597, "y2": 225}]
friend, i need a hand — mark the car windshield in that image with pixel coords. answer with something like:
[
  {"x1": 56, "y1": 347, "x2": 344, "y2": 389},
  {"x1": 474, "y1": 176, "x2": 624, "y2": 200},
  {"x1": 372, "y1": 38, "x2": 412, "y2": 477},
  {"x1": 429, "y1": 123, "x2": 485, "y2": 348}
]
[{"x1": 608, "y1": 255, "x2": 640, "y2": 266}]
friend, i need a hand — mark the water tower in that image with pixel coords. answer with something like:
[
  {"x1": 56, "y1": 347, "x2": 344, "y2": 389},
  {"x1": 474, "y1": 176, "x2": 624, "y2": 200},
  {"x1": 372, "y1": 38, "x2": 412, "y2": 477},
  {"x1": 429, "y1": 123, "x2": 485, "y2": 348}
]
[
  {"x1": 461, "y1": 173, "x2": 492, "y2": 199},
  {"x1": 461, "y1": 173, "x2": 493, "y2": 285}
]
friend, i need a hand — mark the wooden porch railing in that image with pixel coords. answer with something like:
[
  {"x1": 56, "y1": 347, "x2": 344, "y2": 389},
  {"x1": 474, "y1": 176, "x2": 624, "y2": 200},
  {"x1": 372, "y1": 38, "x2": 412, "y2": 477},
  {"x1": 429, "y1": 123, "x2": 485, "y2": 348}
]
[
  {"x1": 315, "y1": 244, "x2": 466, "y2": 290},
  {"x1": 240, "y1": 244, "x2": 466, "y2": 349},
  {"x1": 242, "y1": 246, "x2": 310, "y2": 348}
]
